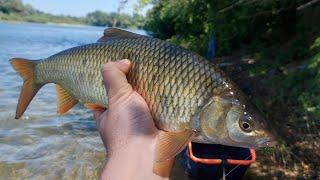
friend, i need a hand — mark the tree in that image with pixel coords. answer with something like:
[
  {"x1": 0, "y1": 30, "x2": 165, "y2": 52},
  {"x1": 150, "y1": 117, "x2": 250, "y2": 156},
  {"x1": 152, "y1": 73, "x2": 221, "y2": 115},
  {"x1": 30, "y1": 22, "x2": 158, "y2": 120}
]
[
  {"x1": 144, "y1": 0, "x2": 320, "y2": 56},
  {"x1": 112, "y1": 0, "x2": 128, "y2": 27},
  {"x1": 0, "y1": 0, "x2": 28, "y2": 13},
  {"x1": 86, "y1": 10, "x2": 112, "y2": 26}
]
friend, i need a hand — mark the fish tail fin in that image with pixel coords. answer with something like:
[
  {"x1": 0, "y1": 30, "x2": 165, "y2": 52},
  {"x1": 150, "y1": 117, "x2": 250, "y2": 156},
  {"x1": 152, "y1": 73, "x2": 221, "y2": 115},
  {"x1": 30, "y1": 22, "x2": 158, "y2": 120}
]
[{"x1": 10, "y1": 58, "x2": 43, "y2": 119}]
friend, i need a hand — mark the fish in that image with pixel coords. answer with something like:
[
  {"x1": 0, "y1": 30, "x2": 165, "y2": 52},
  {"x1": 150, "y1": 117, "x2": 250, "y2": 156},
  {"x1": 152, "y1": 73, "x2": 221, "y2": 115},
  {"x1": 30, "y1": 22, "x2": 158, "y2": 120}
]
[{"x1": 10, "y1": 28, "x2": 275, "y2": 175}]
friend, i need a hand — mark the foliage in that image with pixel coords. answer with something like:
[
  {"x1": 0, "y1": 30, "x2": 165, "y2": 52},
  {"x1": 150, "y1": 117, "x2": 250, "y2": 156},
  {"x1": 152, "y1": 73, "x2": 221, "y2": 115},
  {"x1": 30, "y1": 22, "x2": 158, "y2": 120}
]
[
  {"x1": 300, "y1": 37, "x2": 320, "y2": 119},
  {"x1": 144, "y1": 0, "x2": 319, "y2": 57},
  {"x1": 0, "y1": 0, "x2": 31, "y2": 14},
  {"x1": 86, "y1": 11, "x2": 144, "y2": 28}
]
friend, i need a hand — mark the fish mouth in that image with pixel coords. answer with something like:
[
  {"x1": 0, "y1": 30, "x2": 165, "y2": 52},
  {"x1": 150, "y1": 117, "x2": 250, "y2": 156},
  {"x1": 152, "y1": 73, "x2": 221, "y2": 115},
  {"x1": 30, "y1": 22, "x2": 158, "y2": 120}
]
[{"x1": 257, "y1": 137, "x2": 277, "y2": 147}]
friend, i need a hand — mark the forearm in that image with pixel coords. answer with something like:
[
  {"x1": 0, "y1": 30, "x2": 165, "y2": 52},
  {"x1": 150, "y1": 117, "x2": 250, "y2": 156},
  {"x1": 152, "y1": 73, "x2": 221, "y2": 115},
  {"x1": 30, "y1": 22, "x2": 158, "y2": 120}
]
[{"x1": 101, "y1": 140, "x2": 168, "y2": 180}]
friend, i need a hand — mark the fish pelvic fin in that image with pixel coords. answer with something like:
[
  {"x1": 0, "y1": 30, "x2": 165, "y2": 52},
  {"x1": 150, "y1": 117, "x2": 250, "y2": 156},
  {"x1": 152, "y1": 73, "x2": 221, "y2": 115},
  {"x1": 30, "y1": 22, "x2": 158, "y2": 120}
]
[
  {"x1": 154, "y1": 130, "x2": 196, "y2": 163},
  {"x1": 55, "y1": 84, "x2": 78, "y2": 115},
  {"x1": 10, "y1": 58, "x2": 43, "y2": 119},
  {"x1": 153, "y1": 158, "x2": 175, "y2": 177}
]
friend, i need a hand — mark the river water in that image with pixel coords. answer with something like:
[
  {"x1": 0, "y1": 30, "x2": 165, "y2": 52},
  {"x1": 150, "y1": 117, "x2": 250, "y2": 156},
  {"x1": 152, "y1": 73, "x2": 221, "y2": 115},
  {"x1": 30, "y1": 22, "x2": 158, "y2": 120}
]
[{"x1": 0, "y1": 22, "x2": 185, "y2": 179}]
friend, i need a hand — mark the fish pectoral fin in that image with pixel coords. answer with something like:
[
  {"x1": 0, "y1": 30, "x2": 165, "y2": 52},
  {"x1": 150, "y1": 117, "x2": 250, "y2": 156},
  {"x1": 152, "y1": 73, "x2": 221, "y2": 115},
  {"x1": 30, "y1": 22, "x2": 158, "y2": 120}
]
[
  {"x1": 84, "y1": 103, "x2": 107, "y2": 112},
  {"x1": 155, "y1": 130, "x2": 196, "y2": 163},
  {"x1": 153, "y1": 158, "x2": 175, "y2": 177},
  {"x1": 55, "y1": 84, "x2": 78, "y2": 115},
  {"x1": 98, "y1": 28, "x2": 146, "y2": 42}
]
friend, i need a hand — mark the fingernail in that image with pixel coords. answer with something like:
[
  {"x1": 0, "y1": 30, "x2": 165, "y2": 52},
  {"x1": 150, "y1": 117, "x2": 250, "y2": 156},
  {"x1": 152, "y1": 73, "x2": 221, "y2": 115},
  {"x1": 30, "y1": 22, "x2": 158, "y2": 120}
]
[{"x1": 119, "y1": 59, "x2": 131, "y2": 65}]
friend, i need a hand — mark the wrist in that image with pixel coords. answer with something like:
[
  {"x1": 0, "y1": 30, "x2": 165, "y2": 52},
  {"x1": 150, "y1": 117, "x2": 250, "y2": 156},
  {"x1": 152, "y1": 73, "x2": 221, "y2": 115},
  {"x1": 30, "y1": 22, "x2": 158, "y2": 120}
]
[
  {"x1": 101, "y1": 137, "x2": 159, "y2": 180},
  {"x1": 108, "y1": 137, "x2": 155, "y2": 158}
]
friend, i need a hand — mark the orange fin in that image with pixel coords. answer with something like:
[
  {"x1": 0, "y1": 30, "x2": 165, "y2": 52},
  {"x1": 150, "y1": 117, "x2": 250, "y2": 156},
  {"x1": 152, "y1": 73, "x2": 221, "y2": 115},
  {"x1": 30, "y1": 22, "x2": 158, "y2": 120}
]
[
  {"x1": 153, "y1": 158, "x2": 175, "y2": 177},
  {"x1": 84, "y1": 103, "x2": 107, "y2": 112},
  {"x1": 155, "y1": 130, "x2": 196, "y2": 163},
  {"x1": 10, "y1": 58, "x2": 43, "y2": 119},
  {"x1": 55, "y1": 84, "x2": 78, "y2": 114}
]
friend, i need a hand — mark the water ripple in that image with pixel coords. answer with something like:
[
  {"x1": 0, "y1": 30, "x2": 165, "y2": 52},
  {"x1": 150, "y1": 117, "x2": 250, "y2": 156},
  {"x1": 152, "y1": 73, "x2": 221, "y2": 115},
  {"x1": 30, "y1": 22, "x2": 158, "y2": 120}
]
[{"x1": 0, "y1": 22, "x2": 108, "y2": 179}]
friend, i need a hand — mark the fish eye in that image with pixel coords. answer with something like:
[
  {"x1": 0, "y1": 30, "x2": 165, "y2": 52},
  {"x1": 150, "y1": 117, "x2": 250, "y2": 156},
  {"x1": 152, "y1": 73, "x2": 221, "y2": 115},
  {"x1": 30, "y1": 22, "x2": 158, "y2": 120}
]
[
  {"x1": 241, "y1": 122, "x2": 252, "y2": 131},
  {"x1": 239, "y1": 115, "x2": 253, "y2": 132}
]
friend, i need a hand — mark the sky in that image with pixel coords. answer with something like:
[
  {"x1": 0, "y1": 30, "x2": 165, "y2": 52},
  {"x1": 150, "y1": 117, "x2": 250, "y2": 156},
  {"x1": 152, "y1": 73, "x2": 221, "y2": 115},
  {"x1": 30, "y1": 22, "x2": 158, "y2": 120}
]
[{"x1": 22, "y1": 0, "x2": 145, "y2": 17}]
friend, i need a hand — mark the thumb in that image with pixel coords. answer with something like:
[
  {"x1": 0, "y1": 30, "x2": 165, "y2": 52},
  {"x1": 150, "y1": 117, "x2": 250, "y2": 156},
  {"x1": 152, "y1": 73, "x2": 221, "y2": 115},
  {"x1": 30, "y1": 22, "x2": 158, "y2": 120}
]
[{"x1": 101, "y1": 59, "x2": 132, "y2": 102}]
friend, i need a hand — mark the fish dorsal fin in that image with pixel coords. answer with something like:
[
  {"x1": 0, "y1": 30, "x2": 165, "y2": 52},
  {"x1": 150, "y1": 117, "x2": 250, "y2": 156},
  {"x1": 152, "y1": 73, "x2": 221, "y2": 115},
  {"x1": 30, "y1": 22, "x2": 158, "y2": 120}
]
[
  {"x1": 55, "y1": 84, "x2": 78, "y2": 115},
  {"x1": 154, "y1": 130, "x2": 196, "y2": 163},
  {"x1": 97, "y1": 28, "x2": 145, "y2": 42}
]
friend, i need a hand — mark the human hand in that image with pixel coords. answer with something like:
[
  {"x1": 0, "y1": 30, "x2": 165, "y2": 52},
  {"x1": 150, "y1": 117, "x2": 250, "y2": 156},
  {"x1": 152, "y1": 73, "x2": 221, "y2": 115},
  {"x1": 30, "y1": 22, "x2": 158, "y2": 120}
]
[
  {"x1": 93, "y1": 59, "x2": 158, "y2": 154},
  {"x1": 91, "y1": 60, "x2": 167, "y2": 180}
]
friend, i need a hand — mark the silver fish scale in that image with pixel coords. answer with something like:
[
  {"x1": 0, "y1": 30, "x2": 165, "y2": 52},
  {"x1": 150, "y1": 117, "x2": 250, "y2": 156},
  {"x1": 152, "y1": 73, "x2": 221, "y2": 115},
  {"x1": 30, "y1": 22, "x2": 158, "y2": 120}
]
[{"x1": 35, "y1": 37, "x2": 228, "y2": 132}]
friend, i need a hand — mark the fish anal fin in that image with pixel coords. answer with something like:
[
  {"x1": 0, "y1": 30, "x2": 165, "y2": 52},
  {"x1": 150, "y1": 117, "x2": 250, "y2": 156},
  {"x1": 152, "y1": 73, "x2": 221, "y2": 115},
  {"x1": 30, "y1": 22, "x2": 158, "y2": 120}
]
[
  {"x1": 98, "y1": 28, "x2": 145, "y2": 42},
  {"x1": 55, "y1": 84, "x2": 78, "y2": 115},
  {"x1": 84, "y1": 103, "x2": 107, "y2": 112},
  {"x1": 153, "y1": 158, "x2": 175, "y2": 177},
  {"x1": 155, "y1": 130, "x2": 196, "y2": 163},
  {"x1": 10, "y1": 58, "x2": 43, "y2": 119}
]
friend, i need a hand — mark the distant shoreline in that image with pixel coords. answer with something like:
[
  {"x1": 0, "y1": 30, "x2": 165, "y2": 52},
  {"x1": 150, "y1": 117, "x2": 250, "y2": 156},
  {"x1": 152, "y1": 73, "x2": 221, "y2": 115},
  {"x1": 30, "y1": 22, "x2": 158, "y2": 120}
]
[
  {"x1": 0, "y1": 21, "x2": 146, "y2": 35},
  {"x1": 0, "y1": 19, "x2": 141, "y2": 30},
  {"x1": 0, "y1": 20, "x2": 102, "y2": 28}
]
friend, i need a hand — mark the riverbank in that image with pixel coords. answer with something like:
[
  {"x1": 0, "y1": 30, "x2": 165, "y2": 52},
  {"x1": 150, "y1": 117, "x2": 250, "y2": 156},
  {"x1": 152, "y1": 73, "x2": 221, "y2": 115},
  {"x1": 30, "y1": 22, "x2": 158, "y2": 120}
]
[
  {"x1": 0, "y1": 20, "x2": 96, "y2": 28},
  {"x1": 0, "y1": 12, "x2": 84, "y2": 25}
]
